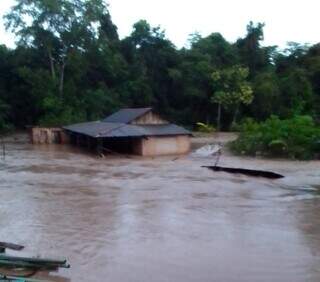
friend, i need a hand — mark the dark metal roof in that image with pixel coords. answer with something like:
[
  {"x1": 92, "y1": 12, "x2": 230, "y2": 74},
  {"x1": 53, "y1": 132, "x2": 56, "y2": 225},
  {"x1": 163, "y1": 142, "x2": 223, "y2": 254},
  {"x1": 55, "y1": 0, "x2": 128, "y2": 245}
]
[
  {"x1": 63, "y1": 121, "x2": 124, "y2": 138},
  {"x1": 102, "y1": 108, "x2": 152, "y2": 123},
  {"x1": 63, "y1": 122, "x2": 191, "y2": 138}
]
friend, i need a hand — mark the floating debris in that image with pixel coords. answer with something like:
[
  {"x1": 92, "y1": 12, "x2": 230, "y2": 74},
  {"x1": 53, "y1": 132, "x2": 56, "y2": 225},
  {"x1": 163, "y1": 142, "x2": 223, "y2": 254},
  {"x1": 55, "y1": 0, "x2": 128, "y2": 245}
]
[
  {"x1": 0, "y1": 243, "x2": 24, "y2": 253},
  {"x1": 0, "y1": 273, "x2": 48, "y2": 281},
  {"x1": 193, "y1": 144, "x2": 222, "y2": 157},
  {"x1": 0, "y1": 242, "x2": 69, "y2": 280},
  {"x1": 203, "y1": 166, "x2": 284, "y2": 179}
]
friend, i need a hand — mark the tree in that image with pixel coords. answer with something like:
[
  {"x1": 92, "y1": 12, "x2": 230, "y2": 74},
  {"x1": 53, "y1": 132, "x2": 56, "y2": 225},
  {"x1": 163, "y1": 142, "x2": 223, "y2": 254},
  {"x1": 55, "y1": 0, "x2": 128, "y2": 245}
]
[
  {"x1": 278, "y1": 68, "x2": 313, "y2": 117},
  {"x1": 0, "y1": 99, "x2": 10, "y2": 132},
  {"x1": 4, "y1": 0, "x2": 110, "y2": 98},
  {"x1": 302, "y1": 44, "x2": 320, "y2": 118},
  {"x1": 121, "y1": 20, "x2": 179, "y2": 112},
  {"x1": 275, "y1": 43, "x2": 315, "y2": 117},
  {"x1": 0, "y1": 45, "x2": 10, "y2": 127},
  {"x1": 4, "y1": 0, "x2": 128, "y2": 126},
  {"x1": 0, "y1": 15, "x2": 319, "y2": 130},
  {"x1": 236, "y1": 22, "x2": 274, "y2": 76},
  {"x1": 176, "y1": 33, "x2": 239, "y2": 124},
  {"x1": 211, "y1": 66, "x2": 254, "y2": 130},
  {"x1": 250, "y1": 72, "x2": 281, "y2": 120}
]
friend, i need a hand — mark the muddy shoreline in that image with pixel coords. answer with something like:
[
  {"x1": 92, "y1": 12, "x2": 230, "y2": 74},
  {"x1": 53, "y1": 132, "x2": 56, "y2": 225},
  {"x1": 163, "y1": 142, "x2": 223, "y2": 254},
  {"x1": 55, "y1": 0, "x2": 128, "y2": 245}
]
[{"x1": 0, "y1": 133, "x2": 319, "y2": 281}]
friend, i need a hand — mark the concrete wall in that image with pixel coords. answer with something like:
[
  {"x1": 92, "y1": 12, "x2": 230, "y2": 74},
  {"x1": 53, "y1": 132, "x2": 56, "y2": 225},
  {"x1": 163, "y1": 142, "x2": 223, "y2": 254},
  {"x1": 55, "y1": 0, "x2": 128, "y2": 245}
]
[
  {"x1": 30, "y1": 128, "x2": 70, "y2": 144},
  {"x1": 136, "y1": 135, "x2": 190, "y2": 156},
  {"x1": 131, "y1": 111, "x2": 168, "y2": 125}
]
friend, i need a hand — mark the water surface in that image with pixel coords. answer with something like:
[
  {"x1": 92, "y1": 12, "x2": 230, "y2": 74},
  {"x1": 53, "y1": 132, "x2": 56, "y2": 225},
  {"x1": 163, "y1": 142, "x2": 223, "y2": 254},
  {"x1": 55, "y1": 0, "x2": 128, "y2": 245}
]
[{"x1": 0, "y1": 134, "x2": 320, "y2": 281}]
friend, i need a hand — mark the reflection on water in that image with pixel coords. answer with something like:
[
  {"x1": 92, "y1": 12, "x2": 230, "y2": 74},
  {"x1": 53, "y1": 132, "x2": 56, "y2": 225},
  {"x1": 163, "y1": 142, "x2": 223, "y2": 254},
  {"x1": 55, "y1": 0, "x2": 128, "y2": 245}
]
[{"x1": 0, "y1": 134, "x2": 320, "y2": 282}]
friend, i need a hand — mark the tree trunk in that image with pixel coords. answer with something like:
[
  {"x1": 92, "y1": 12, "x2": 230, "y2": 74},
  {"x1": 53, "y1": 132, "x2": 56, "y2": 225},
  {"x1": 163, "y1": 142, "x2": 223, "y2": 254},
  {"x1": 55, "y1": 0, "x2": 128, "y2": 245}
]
[
  {"x1": 206, "y1": 113, "x2": 210, "y2": 125},
  {"x1": 217, "y1": 103, "x2": 221, "y2": 132},
  {"x1": 232, "y1": 105, "x2": 239, "y2": 125},
  {"x1": 59, "y1": 59, "x2": 66, "y2": 99},
  {"x1": 48, "y1": 49, "x2": 56, "y2": 80}
]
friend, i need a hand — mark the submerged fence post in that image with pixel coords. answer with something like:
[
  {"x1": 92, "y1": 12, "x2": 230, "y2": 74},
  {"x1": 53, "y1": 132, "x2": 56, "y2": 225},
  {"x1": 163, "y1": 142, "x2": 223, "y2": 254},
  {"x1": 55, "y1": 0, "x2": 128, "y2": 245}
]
[{"x1": 1, "y1": 137, "x2": 5, "y2": 160}]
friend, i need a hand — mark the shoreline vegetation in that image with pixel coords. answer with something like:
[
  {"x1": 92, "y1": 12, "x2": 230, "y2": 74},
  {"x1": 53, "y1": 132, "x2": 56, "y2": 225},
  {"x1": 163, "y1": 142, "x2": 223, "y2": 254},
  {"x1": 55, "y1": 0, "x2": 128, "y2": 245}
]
[{"x1": 230, "y1": 115, "x2": 320, "y2": 160}]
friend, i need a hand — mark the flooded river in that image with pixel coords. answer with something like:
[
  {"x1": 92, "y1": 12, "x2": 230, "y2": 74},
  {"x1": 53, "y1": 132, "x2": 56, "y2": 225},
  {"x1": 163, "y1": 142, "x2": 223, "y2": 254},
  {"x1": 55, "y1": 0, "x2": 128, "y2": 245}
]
[{"x1": 0, "y1": 134, "x2": 320, "y2": 281}]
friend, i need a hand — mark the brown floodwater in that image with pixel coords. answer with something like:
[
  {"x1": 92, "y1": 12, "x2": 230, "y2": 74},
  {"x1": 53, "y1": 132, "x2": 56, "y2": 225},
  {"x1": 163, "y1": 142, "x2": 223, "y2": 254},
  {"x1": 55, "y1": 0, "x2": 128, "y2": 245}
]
[{"x1": 0, "y1": 134, "x2": 320, "y2": 282}]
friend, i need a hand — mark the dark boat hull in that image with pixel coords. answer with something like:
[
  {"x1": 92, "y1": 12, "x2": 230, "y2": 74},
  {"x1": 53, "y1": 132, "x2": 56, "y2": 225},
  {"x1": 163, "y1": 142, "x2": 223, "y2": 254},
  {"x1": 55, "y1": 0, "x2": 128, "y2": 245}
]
[{"x1": 203, "y1": 166, "x2": 284, "y2": 179}]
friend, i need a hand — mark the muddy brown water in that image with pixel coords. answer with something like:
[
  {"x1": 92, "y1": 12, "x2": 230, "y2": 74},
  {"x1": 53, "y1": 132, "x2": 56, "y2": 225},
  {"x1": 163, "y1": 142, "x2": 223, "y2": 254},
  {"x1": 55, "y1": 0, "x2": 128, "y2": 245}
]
[{"x1": 0, "y1": 134, "x2": 320, "y2": 281}]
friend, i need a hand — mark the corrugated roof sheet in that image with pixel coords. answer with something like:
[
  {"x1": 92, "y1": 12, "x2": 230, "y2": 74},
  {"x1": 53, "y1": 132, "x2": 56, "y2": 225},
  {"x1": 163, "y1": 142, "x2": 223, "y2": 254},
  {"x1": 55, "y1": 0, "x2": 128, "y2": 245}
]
[
  {"x1": 63, "y1": 121, "x2": 124, "y2": 138},
  {"x1": 102, "y1": 108, "x2": 152, "y2": 123},
  {"x1": 63, "y1": 122, "x2": 191, "y2": 138}
]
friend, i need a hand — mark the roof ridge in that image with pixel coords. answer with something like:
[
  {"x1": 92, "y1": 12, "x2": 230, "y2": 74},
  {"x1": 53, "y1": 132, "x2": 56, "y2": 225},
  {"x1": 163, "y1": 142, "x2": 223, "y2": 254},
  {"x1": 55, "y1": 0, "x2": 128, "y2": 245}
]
[{"x1": 102, "y1": 108, "x2": 153, "y2": 124}]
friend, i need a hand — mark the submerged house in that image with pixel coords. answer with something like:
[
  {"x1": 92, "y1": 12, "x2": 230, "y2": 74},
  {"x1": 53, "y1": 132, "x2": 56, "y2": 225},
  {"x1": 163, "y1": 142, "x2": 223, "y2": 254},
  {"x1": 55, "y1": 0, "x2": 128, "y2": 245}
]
[{"x1": 63, "y1": 108, "x2": 191, "y2": 156}]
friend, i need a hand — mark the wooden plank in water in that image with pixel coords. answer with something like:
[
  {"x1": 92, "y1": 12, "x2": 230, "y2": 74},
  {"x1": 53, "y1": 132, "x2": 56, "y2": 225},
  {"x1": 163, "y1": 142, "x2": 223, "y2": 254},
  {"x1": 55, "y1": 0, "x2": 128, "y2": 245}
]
[
  {"x1": 0, "y1": 273, "x2": 49, "y2": 282},
  {"x1": 0, "y1": 255, "x2": 69, "y2": 268},
  {"x1": 0, "y1": 242, "x2": 24, "y2": 251},
  {"x1": 0, "y1": 259, "x2": 59, "y2": 270}
]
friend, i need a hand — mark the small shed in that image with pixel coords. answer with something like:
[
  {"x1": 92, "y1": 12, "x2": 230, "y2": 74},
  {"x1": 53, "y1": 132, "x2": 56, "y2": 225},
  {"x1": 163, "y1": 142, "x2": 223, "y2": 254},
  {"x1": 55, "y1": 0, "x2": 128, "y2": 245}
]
[
  {"x1": 63, "y1": 108, "x2": 191, "y2": 156},
  {"x1": 30, "y1": 127, "x2": 70, "y2": 144}
]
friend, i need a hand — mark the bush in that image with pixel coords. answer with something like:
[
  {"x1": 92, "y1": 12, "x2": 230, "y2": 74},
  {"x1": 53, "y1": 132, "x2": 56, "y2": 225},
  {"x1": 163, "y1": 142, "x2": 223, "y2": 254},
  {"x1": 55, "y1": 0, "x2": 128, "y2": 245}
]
[
  {"x1": 230, "y1": 115, "x2": 320, "y2": 159},
  {"x1": 196, "y1": 122, "x2": 216, "y2": 133}
]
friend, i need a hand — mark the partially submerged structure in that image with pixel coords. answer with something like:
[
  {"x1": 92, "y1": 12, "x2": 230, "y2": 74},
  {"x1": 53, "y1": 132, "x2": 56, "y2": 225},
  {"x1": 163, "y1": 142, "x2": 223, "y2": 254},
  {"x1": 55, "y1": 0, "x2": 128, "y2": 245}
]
[
  {"x1": 30, "y1": 127, "x2": 69, "y2": 144},
  {"x1": 63, "y1": 108, "x2": 191, "y2": 156}
]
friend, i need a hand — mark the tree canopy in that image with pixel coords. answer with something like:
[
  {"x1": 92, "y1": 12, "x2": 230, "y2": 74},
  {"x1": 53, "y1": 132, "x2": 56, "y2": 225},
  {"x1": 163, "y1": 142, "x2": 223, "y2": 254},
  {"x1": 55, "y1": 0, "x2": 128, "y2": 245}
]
[{"x1": 0, "y1": 0, "x2": 319, "y2": 131}]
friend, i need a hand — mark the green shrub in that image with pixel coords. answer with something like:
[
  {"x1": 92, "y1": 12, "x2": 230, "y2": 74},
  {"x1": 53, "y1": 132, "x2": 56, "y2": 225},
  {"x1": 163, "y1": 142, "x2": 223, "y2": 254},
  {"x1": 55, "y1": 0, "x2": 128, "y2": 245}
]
[
  {"x1": 196, "y1": 122, "x2": 216, "y2": 133},
  {"x1": 230, "y1": 115, "x2": 320, "y2": 159}
]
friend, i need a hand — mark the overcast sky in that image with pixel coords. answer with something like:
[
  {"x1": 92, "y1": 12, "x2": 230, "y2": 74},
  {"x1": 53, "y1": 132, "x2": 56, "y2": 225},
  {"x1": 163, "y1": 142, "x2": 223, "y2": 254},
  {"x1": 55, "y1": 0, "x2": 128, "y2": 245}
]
[{"x1": 0, "y1": 0, "x2": 319, "y2": 49}]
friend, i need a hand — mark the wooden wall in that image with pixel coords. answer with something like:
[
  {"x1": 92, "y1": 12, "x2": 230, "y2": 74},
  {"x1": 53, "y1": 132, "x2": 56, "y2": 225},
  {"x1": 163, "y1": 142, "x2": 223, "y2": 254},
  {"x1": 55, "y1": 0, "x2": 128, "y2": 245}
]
[
  {"x1": 30, "y1": 127, "x2": 70, "y2": 144},
  {"x1": 130, "y1": 111, "x2": 168, "y2": 125}
]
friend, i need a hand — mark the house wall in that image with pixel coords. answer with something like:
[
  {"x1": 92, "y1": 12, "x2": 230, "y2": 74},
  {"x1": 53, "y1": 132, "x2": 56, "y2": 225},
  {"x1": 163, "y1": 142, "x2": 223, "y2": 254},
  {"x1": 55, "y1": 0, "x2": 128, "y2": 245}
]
[
  {"x1": 130, "y1": 111, "x2": 168, "y2": 125},
  {"x1": 30, "y1": 127, "x2": 70, "y2": 144},
  {"x1": 136, "y1": 135, "x2": 190, "y2": 156}
]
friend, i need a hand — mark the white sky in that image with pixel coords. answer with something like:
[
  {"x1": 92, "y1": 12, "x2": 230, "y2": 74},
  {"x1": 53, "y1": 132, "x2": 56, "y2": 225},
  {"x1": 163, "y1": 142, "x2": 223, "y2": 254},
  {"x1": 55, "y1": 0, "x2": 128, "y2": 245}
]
[{"x1": 0, "y1": 0, "x2": 319, "y2": 49}]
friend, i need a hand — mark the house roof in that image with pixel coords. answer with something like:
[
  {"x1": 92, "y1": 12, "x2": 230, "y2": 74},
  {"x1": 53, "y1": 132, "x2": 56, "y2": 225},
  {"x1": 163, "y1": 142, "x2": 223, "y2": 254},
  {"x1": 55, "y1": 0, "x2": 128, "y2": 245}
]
[
  {"x1": 102, "y1": 108, "x2": 152, "y2": 124},
  {"x1": 63, "y1": 121, "x2": 124, "y2": 138},
  {"x1": 63, "y1": 122, "x2": 191, "y2": 138},
  {"x1": 63, "y1": 107, "x2": 191, "y2": 138}
]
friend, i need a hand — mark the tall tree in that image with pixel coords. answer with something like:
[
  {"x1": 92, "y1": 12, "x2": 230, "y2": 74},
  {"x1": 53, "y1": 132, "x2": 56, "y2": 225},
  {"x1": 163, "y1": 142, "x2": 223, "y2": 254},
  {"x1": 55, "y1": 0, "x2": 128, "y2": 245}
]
[
  {"x1": 211, "y1": 66, "x2": 254, "y2": 130},
  {"x1": 5, "y1": 0, "x2": 110, "y2": 98},
  {"x1": 121, "y1": 20, "x2": 179, "y2": 111},
  {"x1": 177, "y1": 33, "x2": 239, "y2": 124},
  {"x1": 236, "y1": 22, "x2": 274, "y2": 76}
]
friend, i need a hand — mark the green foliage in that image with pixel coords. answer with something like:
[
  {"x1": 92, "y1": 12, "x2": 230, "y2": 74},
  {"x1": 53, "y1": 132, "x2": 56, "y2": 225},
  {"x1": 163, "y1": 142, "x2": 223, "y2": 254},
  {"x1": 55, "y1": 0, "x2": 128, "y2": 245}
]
[
  {"x1": 0, "y1": 6, "x2": 320, "y2": 138},
  {"x1": 278, "y1": 68, "x2": 313, "y2": 116},
  {"x1": 230, "y1": 116, "x2": 320, "y2": 159},
  {"x1": 236, "y1": 21, "x2": 273, "y2": 75},
  {"x1": 212, "y1": 66, "x2": 253, "y2": 107},
  {"x1": 196, "y1": 122, "x2": 216, "y2": 133},
  {"x1": 250, "y1": 72, "x2": 280, "y2": 120},
  {"x1": 211, "y1": 65, "x2": 253, "y2": 130}
]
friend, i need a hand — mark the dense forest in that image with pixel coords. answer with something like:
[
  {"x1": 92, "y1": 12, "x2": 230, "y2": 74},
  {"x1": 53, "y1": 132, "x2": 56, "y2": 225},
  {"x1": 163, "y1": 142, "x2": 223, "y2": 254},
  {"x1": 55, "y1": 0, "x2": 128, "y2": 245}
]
[{"x1": 0, "y1": 0, "x2": 319, "y2": 132}]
